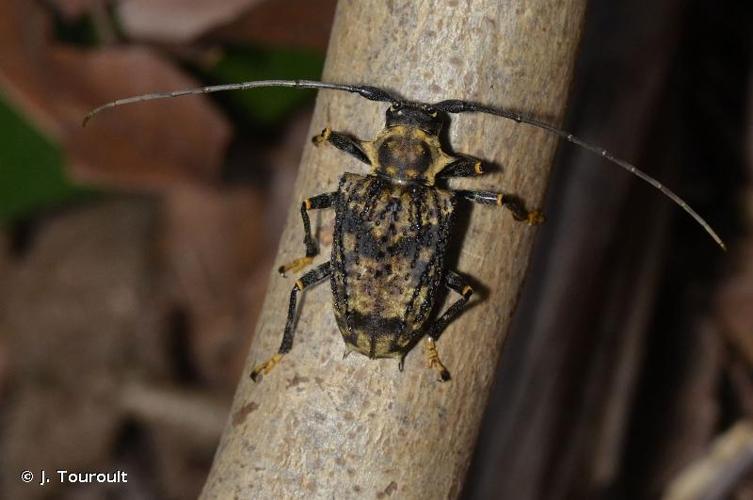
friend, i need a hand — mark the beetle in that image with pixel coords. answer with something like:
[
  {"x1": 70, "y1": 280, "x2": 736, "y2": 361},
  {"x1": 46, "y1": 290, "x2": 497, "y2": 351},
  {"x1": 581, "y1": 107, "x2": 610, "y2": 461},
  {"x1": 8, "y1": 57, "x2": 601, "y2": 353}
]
[{"x1": 84, "y1": 80, "x2": 725, "y2": 381}]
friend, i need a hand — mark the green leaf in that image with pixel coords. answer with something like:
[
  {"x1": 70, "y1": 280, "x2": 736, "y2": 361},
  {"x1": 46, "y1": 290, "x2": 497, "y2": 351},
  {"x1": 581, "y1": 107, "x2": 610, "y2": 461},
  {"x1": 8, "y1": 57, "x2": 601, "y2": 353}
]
[
  {"x1": 204, "y1": 46, "x2": 325, "y2": 125},
  {"x1": 0, "y1": 95, "x2": 91, "y2": 222}
]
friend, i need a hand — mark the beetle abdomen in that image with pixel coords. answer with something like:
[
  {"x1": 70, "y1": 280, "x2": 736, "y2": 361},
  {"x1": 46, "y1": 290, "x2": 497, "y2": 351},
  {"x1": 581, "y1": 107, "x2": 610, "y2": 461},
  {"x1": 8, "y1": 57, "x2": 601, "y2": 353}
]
[{"x1": 331, "y1": 173, "x2": 455, "y2": 358}]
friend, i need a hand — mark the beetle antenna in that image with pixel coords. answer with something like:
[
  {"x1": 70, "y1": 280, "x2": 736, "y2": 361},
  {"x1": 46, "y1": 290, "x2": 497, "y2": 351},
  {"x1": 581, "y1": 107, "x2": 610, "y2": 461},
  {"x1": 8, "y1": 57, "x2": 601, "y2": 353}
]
[
  {"x1": 82, "y1": 79, "x2": 400, "y2": 126},
  {"x1": 434, "y1": 99, "x2": 725, "y2": 251}
]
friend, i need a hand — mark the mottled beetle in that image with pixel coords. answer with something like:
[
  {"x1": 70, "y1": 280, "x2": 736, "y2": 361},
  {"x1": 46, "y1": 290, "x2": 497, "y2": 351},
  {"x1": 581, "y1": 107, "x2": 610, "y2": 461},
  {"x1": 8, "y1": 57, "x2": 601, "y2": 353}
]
[{"x1": 85, "y1": 80, "x2": 725, "y2": 381}]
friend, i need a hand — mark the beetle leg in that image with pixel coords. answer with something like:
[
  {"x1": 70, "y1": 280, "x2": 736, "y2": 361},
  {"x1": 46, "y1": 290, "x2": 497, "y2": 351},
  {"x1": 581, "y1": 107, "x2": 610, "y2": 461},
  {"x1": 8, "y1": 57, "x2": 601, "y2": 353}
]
[
  {"x1": 436, "y1": 155, "x2": 485, "y2": 178},
  {"x1": 312, "y1": 128, "x2": 371, "y2": 165},
  {"x1": 251, "y1": 262, "x2": 332, "y2": 381},
  {"x1": 278, "y1": 192, "x2": 338, "y2": 276},
  {"x1": 422, "y1": 270, "x2": 475, "y2": 381},
  {"x1": 455, "y1": 190, "x2": 545, "y2": 225}
]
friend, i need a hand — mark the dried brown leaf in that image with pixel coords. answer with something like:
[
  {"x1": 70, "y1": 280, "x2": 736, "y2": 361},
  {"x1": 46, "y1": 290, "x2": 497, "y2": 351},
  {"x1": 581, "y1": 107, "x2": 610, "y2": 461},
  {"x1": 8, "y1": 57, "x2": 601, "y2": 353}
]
[
  {"x1": 63, "y1": 47, "x2": 231, "y2": 188},
  {"x1": 211, "y1": 0, "x2": 337, "y2": 51},
  {"x1": 164, "y1": 185, "x2": 272, "y2": 387},
  {"x1": 118, "y1": 0, "x2": 265, "y2": 43},
  {"x1": 0, "y1": 0, "x2": 231, "y2": 189}
]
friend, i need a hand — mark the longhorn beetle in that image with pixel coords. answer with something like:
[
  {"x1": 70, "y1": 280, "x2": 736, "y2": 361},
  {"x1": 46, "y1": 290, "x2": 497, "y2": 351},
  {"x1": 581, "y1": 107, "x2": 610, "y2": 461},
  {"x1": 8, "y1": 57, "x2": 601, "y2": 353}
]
[{"x1": 84, "y1": 80, "x2": 725, "y2": 381}]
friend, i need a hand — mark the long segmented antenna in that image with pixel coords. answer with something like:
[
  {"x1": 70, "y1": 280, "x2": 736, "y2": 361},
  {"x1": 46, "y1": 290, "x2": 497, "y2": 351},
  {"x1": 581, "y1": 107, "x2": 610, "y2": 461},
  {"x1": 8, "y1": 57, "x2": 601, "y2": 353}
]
[
  {"x1": 82, "y1": 79, "x2": 400, "y2": 126},
  {"x1": 434, "y1": 99, "x2": 726, "y2": 251},
  {"x1": 83, "y1": 79, "x2": 725, "y2": 250}
]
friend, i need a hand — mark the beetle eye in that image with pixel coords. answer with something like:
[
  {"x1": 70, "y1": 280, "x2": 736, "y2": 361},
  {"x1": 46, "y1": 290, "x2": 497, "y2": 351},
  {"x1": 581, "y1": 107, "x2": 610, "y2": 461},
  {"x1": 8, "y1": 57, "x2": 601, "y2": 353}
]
[
  {"x1": 422, "y1": 105, "x2": 438, "y2": 117},
  {"x1": 390, "y1": 102, "x2": 402, "y2": 111}
]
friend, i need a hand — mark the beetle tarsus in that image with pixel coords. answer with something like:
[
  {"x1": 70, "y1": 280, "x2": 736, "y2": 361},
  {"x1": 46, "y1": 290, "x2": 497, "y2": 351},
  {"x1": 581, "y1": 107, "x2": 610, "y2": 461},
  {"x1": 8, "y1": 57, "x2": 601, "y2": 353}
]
[
  {"x1": 425, "y1": 339, "x2": 451, "y2": 382},
  {"x1": 278, "y1": 256, "x2": 314, "y2": 276},
  {"x1": 250, "y1": 353, "x2": 283, "y2": 382}
]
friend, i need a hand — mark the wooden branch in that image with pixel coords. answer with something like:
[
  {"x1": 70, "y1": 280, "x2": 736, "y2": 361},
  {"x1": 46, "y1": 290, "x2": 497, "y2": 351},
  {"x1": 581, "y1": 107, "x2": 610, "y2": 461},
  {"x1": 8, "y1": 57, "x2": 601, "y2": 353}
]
[{"x1": 200, "y1": 1, "x2": 586, "y2": 498}]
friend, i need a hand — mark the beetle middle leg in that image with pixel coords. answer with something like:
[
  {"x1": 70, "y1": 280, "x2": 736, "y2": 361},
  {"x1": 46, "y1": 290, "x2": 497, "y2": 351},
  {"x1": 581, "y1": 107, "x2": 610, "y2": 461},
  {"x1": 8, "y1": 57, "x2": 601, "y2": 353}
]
[
  {"x1": 456, "y1": 190, "x2": 545, "y2": 225},
  {"x1": 420, "y1": 270, "x2": 475, "y2": 381},
  {"x1": 251, "y1": 261, "x2": 332, "y2": 381},
  {"x1": 278, "y1": 192, "x2": 338, "y2": 276}
]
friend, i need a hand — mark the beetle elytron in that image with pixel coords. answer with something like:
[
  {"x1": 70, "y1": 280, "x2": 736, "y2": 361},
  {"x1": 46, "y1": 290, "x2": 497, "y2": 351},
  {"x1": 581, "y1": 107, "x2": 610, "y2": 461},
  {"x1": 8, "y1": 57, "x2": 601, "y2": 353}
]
[{"x1": 85, "y1": 80, "x2": 725, "y2": 381}]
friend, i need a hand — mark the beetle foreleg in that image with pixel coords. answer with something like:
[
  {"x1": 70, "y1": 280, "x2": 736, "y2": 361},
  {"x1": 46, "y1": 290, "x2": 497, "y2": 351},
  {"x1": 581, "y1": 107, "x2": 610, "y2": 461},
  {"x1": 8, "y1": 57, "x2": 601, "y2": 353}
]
[
  {"x1": 312, "y1": 128, "x2": 371, "y2": 165},
  {"x1": 251, "y1": 262, "x2": 332, "y2": 381}
]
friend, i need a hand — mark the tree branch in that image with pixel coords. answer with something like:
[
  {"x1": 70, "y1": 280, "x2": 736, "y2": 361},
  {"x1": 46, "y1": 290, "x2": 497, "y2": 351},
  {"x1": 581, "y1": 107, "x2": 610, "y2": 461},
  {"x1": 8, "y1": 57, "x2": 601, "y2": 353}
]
[{"x1": 201, "y1": 1, "x2": 587, "y2": 498}]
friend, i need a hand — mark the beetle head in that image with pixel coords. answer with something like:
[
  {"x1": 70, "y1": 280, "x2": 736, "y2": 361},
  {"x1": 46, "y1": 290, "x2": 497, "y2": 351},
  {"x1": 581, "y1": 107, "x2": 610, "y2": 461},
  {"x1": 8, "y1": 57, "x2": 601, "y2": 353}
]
[{"x1": 385, "y1": 102, "x2": 444, "y2": 136}]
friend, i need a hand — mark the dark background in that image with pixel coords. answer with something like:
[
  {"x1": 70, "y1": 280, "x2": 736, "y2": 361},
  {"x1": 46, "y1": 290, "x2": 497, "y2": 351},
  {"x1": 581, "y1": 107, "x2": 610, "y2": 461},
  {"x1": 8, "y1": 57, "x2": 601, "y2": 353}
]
[{"x1": 0, "y1": 1, "x2": 750, "y2": 499}]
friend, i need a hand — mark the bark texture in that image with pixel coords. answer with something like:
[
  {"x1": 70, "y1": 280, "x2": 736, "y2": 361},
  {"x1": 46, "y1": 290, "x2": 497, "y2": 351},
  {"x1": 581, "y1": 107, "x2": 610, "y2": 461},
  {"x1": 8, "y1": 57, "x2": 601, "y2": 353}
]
[{"x1": 201, "y1": 1, "x2": 586, "y2": 498}]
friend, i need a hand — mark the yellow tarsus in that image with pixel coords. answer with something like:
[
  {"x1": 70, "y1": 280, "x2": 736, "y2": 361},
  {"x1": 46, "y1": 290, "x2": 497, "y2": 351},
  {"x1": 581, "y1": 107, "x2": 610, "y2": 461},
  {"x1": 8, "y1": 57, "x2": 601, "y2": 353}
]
[
  {"x1": 250, "y1": 353, "x2": 283, "y2": 382},
  {"x1": 312, "y1": 127, "x2": 332, "y2": 146},
  {"x1": 424, "y1": 339, "x2": 451, "y2": 382},
  {"x1": 278, "y1": 256, "x2": 314, "y2": 276},
  {"x1": 526, "y1": 210, "x2": 545, "y2": 225}
]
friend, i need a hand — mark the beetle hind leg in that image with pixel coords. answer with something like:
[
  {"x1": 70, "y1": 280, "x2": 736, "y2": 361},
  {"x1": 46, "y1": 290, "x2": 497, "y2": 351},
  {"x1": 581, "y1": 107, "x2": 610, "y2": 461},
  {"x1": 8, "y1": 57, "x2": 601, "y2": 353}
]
[
  {"x1": 421, "y1": 270, "x2": 475, "y2": 381},
  {"x1": 251, "y1": 262, "x2": 332, "y2": 381}
]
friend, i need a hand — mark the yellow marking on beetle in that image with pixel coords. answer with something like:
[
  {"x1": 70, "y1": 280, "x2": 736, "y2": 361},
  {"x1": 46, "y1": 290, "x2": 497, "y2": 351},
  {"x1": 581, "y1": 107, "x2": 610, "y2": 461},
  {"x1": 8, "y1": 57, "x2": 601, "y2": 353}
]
[
  {"x1": 411, "y1": 128, "x2": 428, "y2": 141},
  {"x1": 278, "y1": 256, "x2": 314, "y2": 276},
  {"x1": 250, "y1": 353, "x2": 283, "y2": 381},
  {"x1": 343, "y1": 232, "x2": 357, "y2": 253},
  {"x1": 374, "y1": 335, "x2": 394, "y2": 357},
  {"x1": 295, "y1": 279, "x2": 305, "y2": 290},
  {"x1": 405, "y1": 168, "x2": 418, "y2": 178},
  {"x1": 387, "y1": 125, "x2": 407, "y2": 136},
  {"x1": 424, "y1": 338, "x2": 450, "y2": 381},
  {"x1": 386, "y1": 166, "x2": 398, "y2": 176},
  {"x1": 355, "y1": 332, "x2": 372, "y2": 354},
  {"x1": 527, "y1": 210, "x2": 546, "y2": 225},
  {"x1": 496, "y1": 193, "x2": 505, "y2": 206},
  {"x1": 304, "y1": 198, "x2": 312, "y2": 210},
  {"x1": 474, "y1": 161, "x2": 483, "y2": 174},
  {"x1": 313, "y1": 127, "x2": 332, "y2": 145},
  {"x1": 462, "y1": 285, "x2": 473, "y2": 297},
  {"x1": 396, "y1": 333, "x2": 412, "y2": 348}
]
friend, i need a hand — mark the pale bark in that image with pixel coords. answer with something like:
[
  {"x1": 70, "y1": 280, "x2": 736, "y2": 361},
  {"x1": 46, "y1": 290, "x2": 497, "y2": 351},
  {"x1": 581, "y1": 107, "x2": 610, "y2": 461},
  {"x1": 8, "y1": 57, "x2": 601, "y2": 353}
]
[{"x1": 201, "y1": 1, "x2": 586, "y2": 498}]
